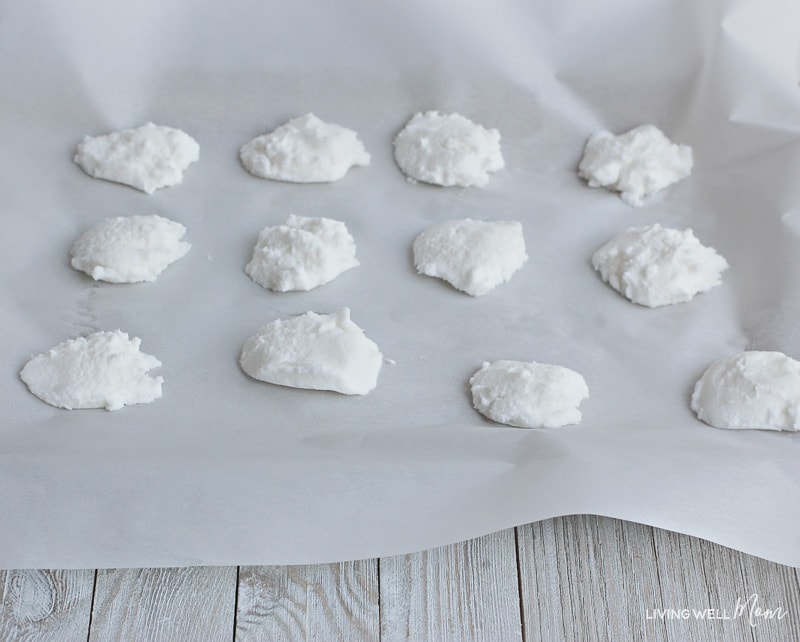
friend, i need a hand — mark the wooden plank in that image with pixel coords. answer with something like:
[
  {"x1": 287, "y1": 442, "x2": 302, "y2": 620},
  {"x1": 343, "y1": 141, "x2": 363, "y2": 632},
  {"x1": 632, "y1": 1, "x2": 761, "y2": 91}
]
[
  {"x1": 0, "y1": 569, "x2": 95, "y2": 642},
  {"x1": 652, "y1": 527, "x2": 800, "y2": 642},
  {"x1": 88, "y1": 566, "x2": 237, "y2": 642},
  {"x1": 379, "y1": 528, "x2": 522, "y2": 642},
  {"x1": 235, "y1": 560, "x2": 379, "y2": 641},
  {"x1": 517, "y1": 515, "x2": 667, "y2": 642}
]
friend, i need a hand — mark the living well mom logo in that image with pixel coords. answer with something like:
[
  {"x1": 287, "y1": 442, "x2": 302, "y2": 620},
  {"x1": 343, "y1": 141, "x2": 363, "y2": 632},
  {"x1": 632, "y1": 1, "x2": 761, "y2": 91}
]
[{"x1": 646, "y1": 594, "x2": 789, "y2": 627}]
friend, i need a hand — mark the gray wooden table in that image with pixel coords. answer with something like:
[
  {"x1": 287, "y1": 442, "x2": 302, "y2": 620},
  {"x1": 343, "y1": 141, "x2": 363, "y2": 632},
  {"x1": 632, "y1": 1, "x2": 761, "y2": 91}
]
[{"x1": 1, "y1": 516, "x2": 798, "y2": 641}]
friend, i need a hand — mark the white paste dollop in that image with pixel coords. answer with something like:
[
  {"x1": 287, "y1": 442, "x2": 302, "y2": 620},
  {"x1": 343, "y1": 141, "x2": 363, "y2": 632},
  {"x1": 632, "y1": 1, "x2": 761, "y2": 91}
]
[
  {"x1": 413, "y1": 218, "x2": 527, "y2": 296},
  {"x1": 240, "y1": 309, "x2": 382, "y2": 395},
  {"x1": 71, "y1": 214, "x2": 190, "y2": 283},
  {"x1": 393, "y1": 111, "x2": 504, "y2": 187},
  {"x1": 239, "y1": 113, "x2": 370, "y2": 183},
  {"x1": 691, "y1": 351, "x2": 800, "y2": 431},
  {"x1": 245, "y1": 215, "x2": 358, "y2": 292},
  {"x1": 592, "y1": 223, "x2": 728, "y2": 307},
  {"x1": 470, "y1": 360, "x2": 589, "y2": 428},
  {"x1": 74, "y1": 122, "x2": 200, "y2": 194},
  {"x1": 578, "y1": 124, "x2": 692, "y2": 206},
  {"x1": 20, "y1": 330, "x2": 163, "y2": 411}
]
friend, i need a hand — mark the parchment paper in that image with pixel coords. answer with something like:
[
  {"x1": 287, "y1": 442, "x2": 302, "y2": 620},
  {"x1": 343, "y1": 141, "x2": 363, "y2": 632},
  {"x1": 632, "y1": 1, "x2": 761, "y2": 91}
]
[{"x1": 1, "y1": 0, "x2": 799, "y2": 569}]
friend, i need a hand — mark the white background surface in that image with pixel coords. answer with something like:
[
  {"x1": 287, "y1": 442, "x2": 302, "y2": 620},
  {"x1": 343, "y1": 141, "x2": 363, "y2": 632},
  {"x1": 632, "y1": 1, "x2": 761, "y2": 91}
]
[{"x1": 1, "y1": 0, "x2": 799, "y2": 568}]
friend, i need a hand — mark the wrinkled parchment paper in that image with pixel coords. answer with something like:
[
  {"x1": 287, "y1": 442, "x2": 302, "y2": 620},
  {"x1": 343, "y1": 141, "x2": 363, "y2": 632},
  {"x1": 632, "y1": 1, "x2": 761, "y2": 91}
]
[{"x1": 1, "y1": 0, "x2": 799, "y2": 568}]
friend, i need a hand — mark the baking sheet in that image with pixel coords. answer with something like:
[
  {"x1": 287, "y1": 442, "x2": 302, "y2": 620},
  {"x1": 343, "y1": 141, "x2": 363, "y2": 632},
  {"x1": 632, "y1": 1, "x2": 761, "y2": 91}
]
[{"x1": 1, "y1": 0, "x2": 799, "y2": 569}]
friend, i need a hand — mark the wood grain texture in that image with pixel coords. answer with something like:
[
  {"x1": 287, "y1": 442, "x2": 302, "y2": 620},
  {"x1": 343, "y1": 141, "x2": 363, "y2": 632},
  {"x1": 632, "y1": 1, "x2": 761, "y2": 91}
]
[
  {"x1": 0, "y1": 569, "x2": 94, "y2": 642},
  {"x1": 517, "y1": 516, "x2": 800, "y2": 642},
  {"x1": 652, "y1": 527, "x2": 800, "y2": 642},
  {"x1": 1, "y1": 520, "x2": 797, "y2": 641},
  {"x1": 379, "y1": 528, "x2": 522, "y2": 642},
  {"x1": 517, "y1": 515, "x2": 668, "y2": 642},
  {"x1": 88, "y1": 566, "x2": 236, "y2": 642},
  {"x1": 235, "y1": 560, "x2": 379, "y2": 641}
]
